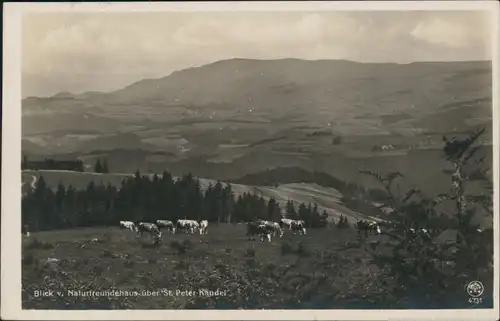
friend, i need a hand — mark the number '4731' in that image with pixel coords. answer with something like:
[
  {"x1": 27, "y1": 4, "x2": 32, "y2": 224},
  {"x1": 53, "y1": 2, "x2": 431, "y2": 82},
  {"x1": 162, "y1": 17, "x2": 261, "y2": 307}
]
[{"x1": 469, "y1": 297, "x2": 482, "y2": 305}]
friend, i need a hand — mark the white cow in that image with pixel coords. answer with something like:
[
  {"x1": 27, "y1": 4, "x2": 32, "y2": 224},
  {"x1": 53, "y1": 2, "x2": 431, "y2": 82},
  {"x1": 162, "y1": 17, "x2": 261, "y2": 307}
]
[
  {"x1": 279, "y1": 218, "x2": 294, "y2": 230},
  {"x1": 271, "y1": 222, "x2": 284, "y2": 238},
  {"x1": 381, "y1": 144, "x2": 394, "y2": 151},
  {"x1": 119, "y1": 221, "x2": 137, "y2": 232},
  {"x1": 407, "y1": 227, "x2": 431, "y2": 239},
  {"x1": 199, "y1": 220, "x2": 209, "y2": 235},
  {"x1": 156, "y1": 220, "x2": 176, "y2": 234},
  {"x1": 176, "y1": 219, "x2": 200, "y2": 234},
  {"x1": 256, "y1": 220, "x2": 283, "y2": 238}
]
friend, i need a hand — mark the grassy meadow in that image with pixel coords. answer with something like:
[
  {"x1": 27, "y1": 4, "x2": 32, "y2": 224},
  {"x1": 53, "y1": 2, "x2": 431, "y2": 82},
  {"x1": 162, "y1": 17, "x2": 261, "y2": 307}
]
[{"x1": 22, "y1": 224, "x2": 400, "y2": 309}]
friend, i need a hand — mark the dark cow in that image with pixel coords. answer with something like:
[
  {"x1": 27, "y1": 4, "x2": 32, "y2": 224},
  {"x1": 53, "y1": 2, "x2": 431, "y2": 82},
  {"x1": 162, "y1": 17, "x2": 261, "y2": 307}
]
[
  {"x1": 356, "y1": 220, "x2": 381, "y2": 237},
  {"x1": 22, "y1": 224, "x2": 30, "y2": 237},
  {"x1": 156, "y1": 220, "x2": 176, "y2": 234},
  {"x1": 246, "y1": 222, "x2": 274, "y2": 243},
  {"x1": 246, "y1": 221, "x2": 261, "y2": 240},
  {"x1": 258, "y1": 220, "x2": 283, "y2": 238},
  {"x1": 136, "y1": 222, "x2": 162, "y2": 244},
  {"x1": 291, "y1": 220, "x2": 306, "y2": 235}
]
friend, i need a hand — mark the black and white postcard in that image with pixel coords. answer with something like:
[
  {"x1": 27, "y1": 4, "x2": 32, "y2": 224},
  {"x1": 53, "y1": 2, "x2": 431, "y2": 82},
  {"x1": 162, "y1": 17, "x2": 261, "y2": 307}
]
[{"x1": 2, "y1": 1, "x2": 499, "y2": 320}]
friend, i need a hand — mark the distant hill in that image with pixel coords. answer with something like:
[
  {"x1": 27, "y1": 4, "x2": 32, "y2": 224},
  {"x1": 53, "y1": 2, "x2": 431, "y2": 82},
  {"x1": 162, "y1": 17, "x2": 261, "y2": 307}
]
[
  {"x1": 21, "y1": 58, "x2": 493, "y2": 195},
  {"x1": 233, "y1": 167, "x2": 346, "y2": 189},
  {"x1": 23, "y1": 58, "x2": 492, "y2": 136}
]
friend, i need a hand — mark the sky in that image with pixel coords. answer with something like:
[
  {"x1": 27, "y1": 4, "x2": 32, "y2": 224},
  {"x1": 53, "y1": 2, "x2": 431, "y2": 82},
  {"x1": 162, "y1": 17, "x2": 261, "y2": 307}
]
[{"x1": 22, "y1": 10, "x2": 493, "y2": 97}]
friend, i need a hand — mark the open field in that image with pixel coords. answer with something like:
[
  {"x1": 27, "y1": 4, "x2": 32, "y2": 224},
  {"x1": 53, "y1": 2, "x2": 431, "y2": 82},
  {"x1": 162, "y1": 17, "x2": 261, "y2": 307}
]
[
  {"x1": 22, "y1": 224, "x2": 493, "y2": 309},
  {"x1": 21, "y1": 224, "x2": 400, "y2": 309},
  {"x1": 21, "y1": 139, "x2": 494, "y2": 198}
]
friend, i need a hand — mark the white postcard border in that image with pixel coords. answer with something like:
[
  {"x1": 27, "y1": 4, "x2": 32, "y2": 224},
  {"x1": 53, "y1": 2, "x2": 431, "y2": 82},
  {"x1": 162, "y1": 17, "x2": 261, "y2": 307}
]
[{"x1": 2, "y1": 1, "x2": 499, "y2": 320}]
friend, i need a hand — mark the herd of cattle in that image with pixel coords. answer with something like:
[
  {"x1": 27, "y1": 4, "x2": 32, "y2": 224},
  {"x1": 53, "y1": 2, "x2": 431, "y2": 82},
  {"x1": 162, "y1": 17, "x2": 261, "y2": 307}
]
[
  {"x1": 355, "y1": 219, "x2": 433, "y2": 239},
  {"x1": 117, "y1": 218, "x2": 308, "y2": 244},
  {"x1": 119, "y1": 218, "x2": 441, "y2": 244},
  {"x1": 22, "y1": 216, "x2": 485, "y2": 244}
]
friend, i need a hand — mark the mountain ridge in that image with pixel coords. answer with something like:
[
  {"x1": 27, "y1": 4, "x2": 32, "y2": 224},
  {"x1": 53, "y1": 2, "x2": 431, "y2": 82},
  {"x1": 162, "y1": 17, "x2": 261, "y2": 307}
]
[{"x1": 23, "y1": 58, "x2": 491, "y2": 100}]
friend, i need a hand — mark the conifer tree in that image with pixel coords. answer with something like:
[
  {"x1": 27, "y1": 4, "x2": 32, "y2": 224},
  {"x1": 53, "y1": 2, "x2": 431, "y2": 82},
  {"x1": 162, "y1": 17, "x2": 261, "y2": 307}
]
[
  {"x1": 286, "y1": 200, "x2": 298, "y2": 220},
  {"x1": 102, "y1": 159, "x2": 109, "y2": 173},
  {"x1": 94, "y1": 159, "x2": 103, "y2": 173}
]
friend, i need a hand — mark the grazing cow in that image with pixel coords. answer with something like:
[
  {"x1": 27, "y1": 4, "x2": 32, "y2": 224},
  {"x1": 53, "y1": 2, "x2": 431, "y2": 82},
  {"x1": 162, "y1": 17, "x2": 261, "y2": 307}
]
[
  {"x1": 356, "y1": 220, "x2": 381, "y2": 237},
  {"x1": 271, "y1": 222, "x2": 284, "y2": 238},
  {"x1": 175, "y1": 219, "x2": 200, "y2": 234},
  {"x1": 156, "y1": 220, "x2": 176, "y2": 234},
  {"x1": 381, "y1": 144, "x2": 394, "y2": 151},
  {"x1": 120, "y1": 221, "x2": 137, "y2": 232},
  {"x1": 22, "y1": 224, "x2": 30, "y2": 237},
  {"x1": 246, "y1": 222, "x2": 273, "y2": 243},
  {"x1": 291, "y1": 220, "x2": 307, "y2": 235},
  {"x1": 199, "y1": 220, "x2": 209, "y2": 235},
  {"x1": 136, "y1": 222, "x2": 162, "y2": 243},
  {"x1": 257, "y1": 220, "x2": 283, "y2": 238},
  {"x1": 279, "y1": 218, "x2": 294, "y2": 230},
  {"x1": 246, "y1": 221, "x2": 261, "y2": 240},
  {"x1": 406, "y1": 227, "x2": 431, "y2": 240}
]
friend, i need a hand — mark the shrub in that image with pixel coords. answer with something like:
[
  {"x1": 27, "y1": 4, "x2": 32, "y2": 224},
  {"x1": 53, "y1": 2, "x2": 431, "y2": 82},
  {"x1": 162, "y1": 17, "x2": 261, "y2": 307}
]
[
  {"x1": 169, "y1": 240, "x2": 194, "y2": 255},
  {"x1": 124, "y1": 260, "x2": 135, "y2": 268},
  {"x1": 101, "y1": 250, "x2": 113, "y2": 258},
  {"x1": 141, "y1": 242, "x2": 161, "y2": 249},
  {"x1": 175, "y1": 260, "x2": 189, "y2": 270},
  {"x1": 244, "y1": 248, "x2": 256, "y2": 258},
  {"x1": 183, "y1": 239, "x2": 193, "y2": 250},
  {"x1": 22, "y1": 252, "x2": 35, "y2": 265},
  {"x1": 280, "y1": 242, "x2": 294, "y2": 256},
  {"x1": 361, "y1": 128, "x2": 494, "y2": 307},
  {"x1": 26, "y1": 239, "x2": 54, "y2": 250},
  {"x1": 336, "y1": 215, "x2": 350, "y2": 229}
]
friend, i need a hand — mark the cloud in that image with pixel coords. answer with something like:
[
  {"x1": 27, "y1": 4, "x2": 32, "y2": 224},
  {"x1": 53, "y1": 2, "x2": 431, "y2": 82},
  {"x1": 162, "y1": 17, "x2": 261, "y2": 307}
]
[
  {"x1": 411, "y1": 17, "x2": 474, "y2": 48},
  {"x1": 22, "y1": 11, "x2": 493, "y2": 97}
]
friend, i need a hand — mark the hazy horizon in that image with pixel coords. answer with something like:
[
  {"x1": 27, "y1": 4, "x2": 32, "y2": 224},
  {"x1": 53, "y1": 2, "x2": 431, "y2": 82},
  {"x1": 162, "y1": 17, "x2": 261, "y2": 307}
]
[{"x1": 23, "y1": 57, "x2": 493, "y2": 99}]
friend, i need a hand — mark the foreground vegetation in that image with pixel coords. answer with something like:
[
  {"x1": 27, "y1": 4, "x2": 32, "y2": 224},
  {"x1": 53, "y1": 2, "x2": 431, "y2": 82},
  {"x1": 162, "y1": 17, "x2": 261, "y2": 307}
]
[
  {"x1": 360, "y1": 128, "x2": 494, "y2": 307},
  {"x1": 22, "y1": 129, "x2": 494, "y2": 309},
  {"x1": 22, "y1": 225, "x2": 398, "y2": 309}
]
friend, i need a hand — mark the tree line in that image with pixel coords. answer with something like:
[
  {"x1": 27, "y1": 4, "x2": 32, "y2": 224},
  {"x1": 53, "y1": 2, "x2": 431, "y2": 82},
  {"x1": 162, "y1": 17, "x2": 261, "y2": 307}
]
[
  {"x1": 22, "y1": 170, "x2": 329, "y2": 232},
  {"x1": 22, "y1": 155, "x2": 85, "y2": 172},
  {"x1": 93, "y1": 159, "x2": 109, "y2": 173},
  {"x1": 22, "y1": 155, "x2": 109, "y2": 174}
]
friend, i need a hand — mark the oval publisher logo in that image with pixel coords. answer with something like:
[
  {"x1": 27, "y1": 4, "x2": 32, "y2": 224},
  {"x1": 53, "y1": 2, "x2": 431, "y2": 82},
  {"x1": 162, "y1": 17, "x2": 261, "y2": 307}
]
[{"x1": 466, "y1": 281, "x2": 484, "y2": 298}]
